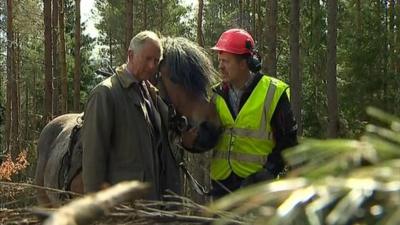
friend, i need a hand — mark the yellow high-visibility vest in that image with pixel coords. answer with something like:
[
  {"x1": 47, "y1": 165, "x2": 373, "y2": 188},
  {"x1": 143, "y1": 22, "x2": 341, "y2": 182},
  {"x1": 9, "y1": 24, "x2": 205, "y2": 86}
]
[{"x1": 211, "y1": 75, "x2": 289, "y2": 180}]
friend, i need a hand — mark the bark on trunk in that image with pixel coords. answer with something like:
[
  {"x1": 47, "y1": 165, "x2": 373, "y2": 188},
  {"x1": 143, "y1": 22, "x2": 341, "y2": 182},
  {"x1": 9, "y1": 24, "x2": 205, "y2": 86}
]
[
  {"x1": 327, "y1": 0, "x2": 339, "y2": 137},
  {"x1": 264, "y1": 0, "x2": 277, "y2": 76},
  {"x1": 125, "y1": 0, "x2": 133, "y2": 52},
  {"x1": 197, "y1": 0, "x2": 204, "y2": 47},
  {"x1": 52, "y1": 0, "x2": 59, "y2": 116},
  {"x1": 73, "y1": 0, "x2": 81, "y2": 112},
  {"x1": 290, "y1": 0, "x2": 302, "y2": 135},
  {"x1": 44, "y1": 0, "x2": 53, "y2": 122},
  {"x1": 59, "y1": 0, "x2": 68, "y2": 113}
]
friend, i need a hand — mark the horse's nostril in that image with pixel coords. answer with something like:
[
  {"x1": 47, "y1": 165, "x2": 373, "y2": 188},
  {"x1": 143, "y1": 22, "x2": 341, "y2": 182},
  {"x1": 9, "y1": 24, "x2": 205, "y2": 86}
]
[
  {"x1": 189, "y1": 121, "x2": 222, "y2": 153},
  {"x1": 170, "y1": 115, "x2": 189, "y2": 133}
]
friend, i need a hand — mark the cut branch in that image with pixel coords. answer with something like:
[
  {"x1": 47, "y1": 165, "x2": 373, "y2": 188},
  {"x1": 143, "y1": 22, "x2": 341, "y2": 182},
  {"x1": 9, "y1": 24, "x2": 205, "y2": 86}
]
[{"x1": 43, "y1": 181, "x2": 149, "y2": 225}]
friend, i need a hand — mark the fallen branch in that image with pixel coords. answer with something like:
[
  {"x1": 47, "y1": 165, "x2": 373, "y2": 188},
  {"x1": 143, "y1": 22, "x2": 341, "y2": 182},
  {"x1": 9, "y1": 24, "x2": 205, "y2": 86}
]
[
  {"x1": 43, "y1": 181, "x2": 149, "y2": 225},
  {"x1": 0, "y1": 181, "x2": 81, "y2": 197},
  {"x1": 135, "y1": 209, "x2": 219, "y2": 223}
]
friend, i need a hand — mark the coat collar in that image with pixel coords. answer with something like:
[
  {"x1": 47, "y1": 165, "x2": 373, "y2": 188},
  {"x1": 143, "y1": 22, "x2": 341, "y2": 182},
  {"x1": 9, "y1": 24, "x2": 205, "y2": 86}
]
[{"x1": 116, "y1": 64, "x2": 140, "y2": 89}]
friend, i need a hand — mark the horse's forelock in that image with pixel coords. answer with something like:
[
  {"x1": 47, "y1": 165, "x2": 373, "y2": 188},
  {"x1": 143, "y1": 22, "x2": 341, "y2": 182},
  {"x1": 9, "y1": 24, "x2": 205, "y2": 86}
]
[{"x1": 161, "y1": 37, "x2": 217, "y2": 98}]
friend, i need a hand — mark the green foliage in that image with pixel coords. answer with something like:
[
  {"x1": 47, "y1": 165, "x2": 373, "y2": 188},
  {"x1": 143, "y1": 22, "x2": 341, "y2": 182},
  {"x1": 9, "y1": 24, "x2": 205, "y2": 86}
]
[
  {"x1": 94, "y1": 0, "x2": 193, "y2": 67},
  {"x1": 338, "y1": 1, "x2": 400, "y2": 138},
  {"x1": 65, "y1": 0, "x2": 96, "y2": 109},
  {"x1": 0, "y1": 0, "x2": 96, "y2": 152},
  {"x1": 203, "y1": 0, "x2": 241, "y2": 48},
  {"x1": 210, "y1": 108, "x2": 400, "y2": 225},
  {"x1": 300, "y1": 0, "x2": 328, "y2": 138}
]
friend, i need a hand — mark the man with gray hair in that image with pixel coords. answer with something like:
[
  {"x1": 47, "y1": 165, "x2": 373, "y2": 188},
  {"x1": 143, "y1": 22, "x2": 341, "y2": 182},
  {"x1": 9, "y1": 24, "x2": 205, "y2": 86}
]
[{"x1": 82, "y1": 31, "x2": 179, "y2": 200}]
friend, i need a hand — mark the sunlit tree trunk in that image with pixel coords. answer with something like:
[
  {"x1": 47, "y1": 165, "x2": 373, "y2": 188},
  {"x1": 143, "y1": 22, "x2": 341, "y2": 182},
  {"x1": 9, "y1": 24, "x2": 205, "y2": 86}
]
[
  {"x1": 395, "y1": 0, "x2": 400, "y2": 74},
  {"x1": 125, "y1": 0, "x2": 133, "y2": 52},
  {"x1": 197, "y1": 0, "x2": 204, "y2": 47},
  {"x1": 33, "y1": 68, "x2": 37, "y2": 141},
  {"x1": 290, "y1": 0, "x2": 302, "y2": 135},
  {"x1": 159, "y1": 0, "x2": 163, "y2": 32},
  {"x1": 6, "y1": 0, "x2": 17, "y2": 155},
  {"x1": 13, "y1": 33, "x2": 20, "y2": 154},
  {"x1": 256, "y1": 0, "x2": 262, "y2": 55},
  {"x1": 143, "y1": 0, "x2": 147, "y2": 30},
  {"x1": 251, "y1": 0, "x2": 256, "y2": 35},
  {"x1": 73, "y1": 0, "x2": 81, "y2": 112},
  {"x1": 389, "y1": 0, "x2": 395, "y2": 73},
  {"x1": 356, "y1": 0, "x2": 361, "y2": 45},
  {"x1": 264, "y1": 0, "x2": 277, "y2": 76},
  {"x1": 44, "y1": 0, "x2": 53, "y2": 122},
  {"x1": 327, "y1": 0, "x2": 339, "y2": 137},
  {"x1": 59, "y1": 0, "x2": 68, "y2": 113},
  {"x1": 24, "y1": 77, "x2": 29, "y2": 151},
  {"x1": 239, "y1": 0, "x2": 243, "y2": 27},
  {"x1": 52, "y1": 0, "x2": 59, "y2": 116}
]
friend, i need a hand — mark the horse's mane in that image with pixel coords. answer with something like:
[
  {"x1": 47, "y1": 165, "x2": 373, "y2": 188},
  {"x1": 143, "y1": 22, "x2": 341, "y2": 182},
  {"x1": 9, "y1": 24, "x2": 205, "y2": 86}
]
[{"x1": 161, "y1": 37, "x2": 218, "y2": 98}]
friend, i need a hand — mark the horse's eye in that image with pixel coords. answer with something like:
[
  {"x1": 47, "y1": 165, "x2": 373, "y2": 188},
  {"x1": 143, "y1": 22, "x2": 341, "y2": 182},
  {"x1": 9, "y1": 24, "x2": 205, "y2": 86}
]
[{"x1": 155, "y1": 72, "x2": 161, "y2": 84}]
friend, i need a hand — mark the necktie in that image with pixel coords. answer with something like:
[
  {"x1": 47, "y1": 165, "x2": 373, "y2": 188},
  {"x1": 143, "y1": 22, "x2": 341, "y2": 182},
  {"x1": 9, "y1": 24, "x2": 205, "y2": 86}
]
[
  {"x1": 138, "y1": 82, "x2": 161, "y2": 153},
  {"x1": 138, "y1": 82, "x2": 158, "y2": 133}
]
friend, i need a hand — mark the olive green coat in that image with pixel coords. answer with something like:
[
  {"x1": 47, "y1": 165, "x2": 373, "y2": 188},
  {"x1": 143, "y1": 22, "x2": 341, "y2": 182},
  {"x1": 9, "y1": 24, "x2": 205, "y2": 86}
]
[{"x1": 82, "y1": 64, "x2": 181, "y2": 200}]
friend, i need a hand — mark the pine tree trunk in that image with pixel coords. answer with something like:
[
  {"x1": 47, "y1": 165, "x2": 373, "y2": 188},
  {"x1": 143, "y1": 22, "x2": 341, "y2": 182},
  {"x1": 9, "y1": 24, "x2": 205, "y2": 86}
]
[
  {"x1": 252, "y1": 0, "x2": 256, "y2": 36},
  {"x1": 59, "y1": 0, "x2": 68, "y2": 113},
  {"x1": 389, "y1": 0, "x2": 395, "y2": 73},
  {"x1": 6, "y1": 0, "x2": 15, "y2": 154},
  {"x1": 33, "y1": 68, "x2": 37, "y2": 140},
  {"x1": 356, "y1": 0, "x2": 361, "y2": 45},
  {"x1": 256, "y1": 0, "x2": 262, "y2": 56},
  {"x1": 44, "y1": 0, "x2": 53, "y2": 122},
  {"x1": 396, "y1": 0, "x2": 400, "y2": 74},
  {"x1": 109, "y1": 27, "x2": 113, "y2": 67},
  {"x1": 73, "y1": 0, "x2": 81, "y2": 112},
  {"x1": 327, "y1": 0, "x2": 339, "y2": 137},
  {"x1": 5, "y1": 0, "x2": 13, "y2": 153},
  {"x1": 143, "y1": 0, "x2": 147, "y2": 30},
  {"x1": 290, "y1": 0, "x2": 302, "y2": 135},
  {"x1": 24, "y1": 77, "x2": 29, "y2": 150},
  {"x1": 382, "y1": 0, "x2": 389, "y2": 109},
  {"x1": 159, "y1": 0, "x2": 163, "y2": 32},
  {"x1": 264, "y1": 0, "x2": 277, "y2": 76},
  {"x1": 12, "y1": 32, "x2": 20, "y2": 155},
  {"x1": 52, "y1": 0, "x2": 59, "y2": 116},
  {"x1": 239, "y1": 0, "x2": 243, "y2": 27},
  {"x1": 197, "y1": 0, "x2": 204, "y2": 47},
  {"x1": 125, "y1": 0, "x2": 133, "y2": 52}
]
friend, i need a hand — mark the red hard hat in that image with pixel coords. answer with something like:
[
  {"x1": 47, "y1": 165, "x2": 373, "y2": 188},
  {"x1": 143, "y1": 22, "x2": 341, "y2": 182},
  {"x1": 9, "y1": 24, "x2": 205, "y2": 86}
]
[{"x1": 211, "y1": 28, "x2": 255, "y2": 55}]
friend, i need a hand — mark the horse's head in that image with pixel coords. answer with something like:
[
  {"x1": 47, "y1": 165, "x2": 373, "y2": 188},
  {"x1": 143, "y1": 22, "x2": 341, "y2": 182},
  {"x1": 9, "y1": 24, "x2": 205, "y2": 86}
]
[{"x1": 158, "y1": 37, "x2": 221, "y2": 153}]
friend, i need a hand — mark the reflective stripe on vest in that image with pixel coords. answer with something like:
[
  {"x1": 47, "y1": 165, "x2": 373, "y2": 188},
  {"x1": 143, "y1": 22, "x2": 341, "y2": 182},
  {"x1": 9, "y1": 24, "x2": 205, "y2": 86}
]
[
  {"x1": 211, "y1": 75, "x2": 289, "y2": 180},
  {"x1": 213, "y1": 150, "x2": 267, "y2": 165},
  {"x1": 222, "y1": 82, "x2": 276, "y2": 140}
]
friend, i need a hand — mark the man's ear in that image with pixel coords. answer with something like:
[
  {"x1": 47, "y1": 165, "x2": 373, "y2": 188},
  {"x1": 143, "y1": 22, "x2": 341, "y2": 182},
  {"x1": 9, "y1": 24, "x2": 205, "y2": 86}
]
[{"x1": 128, "y1": 49, "x2": 134, "y2": 61}]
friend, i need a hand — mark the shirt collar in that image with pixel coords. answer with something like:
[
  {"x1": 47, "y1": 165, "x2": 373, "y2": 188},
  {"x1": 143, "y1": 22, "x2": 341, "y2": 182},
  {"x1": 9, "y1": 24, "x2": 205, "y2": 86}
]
[{"x1": 116, "y1": 64, "x2": 140, "y2": 89}]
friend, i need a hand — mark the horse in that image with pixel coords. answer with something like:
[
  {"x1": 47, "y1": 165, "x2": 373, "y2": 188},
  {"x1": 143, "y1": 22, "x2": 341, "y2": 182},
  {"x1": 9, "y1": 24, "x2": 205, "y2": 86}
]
[{"x1": 34, "y1": 37, "x2": 221, "y2": 207}]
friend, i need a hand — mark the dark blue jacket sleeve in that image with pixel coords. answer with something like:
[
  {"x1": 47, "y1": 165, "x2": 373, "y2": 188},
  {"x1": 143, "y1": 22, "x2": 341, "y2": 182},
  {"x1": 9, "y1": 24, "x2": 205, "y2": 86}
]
[{"x1": 265, "y1": 92, "x2": 298, "y2": 176}]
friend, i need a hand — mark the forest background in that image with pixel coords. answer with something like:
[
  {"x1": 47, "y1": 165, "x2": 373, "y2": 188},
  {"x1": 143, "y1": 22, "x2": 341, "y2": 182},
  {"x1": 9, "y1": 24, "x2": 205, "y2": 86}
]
[{"x1": 0, "y1": 0, "x2": 399, "y2": 185}]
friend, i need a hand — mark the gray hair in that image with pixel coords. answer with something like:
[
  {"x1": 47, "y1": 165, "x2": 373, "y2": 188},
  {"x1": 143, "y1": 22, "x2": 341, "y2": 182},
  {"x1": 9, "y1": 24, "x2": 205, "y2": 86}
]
[{"x1": 128, "y1": 31, "x2": 163, "y2": 55}]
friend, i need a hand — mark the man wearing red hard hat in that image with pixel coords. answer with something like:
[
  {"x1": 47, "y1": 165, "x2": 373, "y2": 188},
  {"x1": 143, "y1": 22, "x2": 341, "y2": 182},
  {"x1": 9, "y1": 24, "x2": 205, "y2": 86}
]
[{"x1": 210, "y1": 28, "x2": 298, "y2": 197}]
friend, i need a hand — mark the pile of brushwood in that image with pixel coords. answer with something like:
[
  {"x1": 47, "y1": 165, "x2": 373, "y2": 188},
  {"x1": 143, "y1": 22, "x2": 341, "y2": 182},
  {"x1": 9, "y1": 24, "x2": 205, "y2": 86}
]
[{"x1": 0, "y1": 107, "x2": 399, "y2": 225}]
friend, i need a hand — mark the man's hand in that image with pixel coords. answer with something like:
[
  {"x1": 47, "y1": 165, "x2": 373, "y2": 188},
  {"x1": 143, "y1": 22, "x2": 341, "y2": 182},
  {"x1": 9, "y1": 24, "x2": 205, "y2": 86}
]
[{"x1": 241, "y1": 169, "x2": 275, "y2": 187}]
